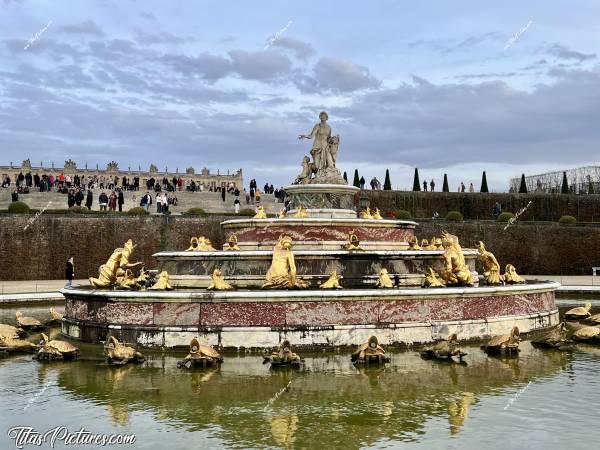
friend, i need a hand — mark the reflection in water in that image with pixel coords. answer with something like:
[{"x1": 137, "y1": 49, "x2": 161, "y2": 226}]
[{"x1": 448, "y1": 392, "x2": 475, "y2": 435}]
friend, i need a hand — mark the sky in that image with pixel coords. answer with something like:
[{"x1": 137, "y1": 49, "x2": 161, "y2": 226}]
[{"x1": 1, "y1": 0, "x2": 599, "y2": 191}]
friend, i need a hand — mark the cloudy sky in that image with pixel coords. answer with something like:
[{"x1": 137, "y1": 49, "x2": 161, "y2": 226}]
[{"x1": 1, "y1": 0, "x2": 599, "y2": 190}]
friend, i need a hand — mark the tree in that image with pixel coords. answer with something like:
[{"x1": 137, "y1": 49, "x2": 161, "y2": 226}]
[
  {"x1": 518, "y1": 174, "x2": 528, "y2": 193},
  {"x1": 412, "y1": 168, "x2": 421, "y2": 191},
  {"x1": 353, "y1": 169, "x2": 360, "y2": 188},
  {"x1": 589, "y1": 179, "x2": 595, "y2": 194},
  {"x1": 442, "y1": 173, "x2": 449, "y2": 192},
  {"x1": 480, "y1": 171, "x2": 489, "y2": 193},
  {"x1": 561, "y1": 171, "x2": 569, "y2": 194},
  {"x1": 383, "y1": 169, "x2": 392, "y2": 190},
  {"x1": 343, "y1": 171, "x2": 348, "y2": 183}
]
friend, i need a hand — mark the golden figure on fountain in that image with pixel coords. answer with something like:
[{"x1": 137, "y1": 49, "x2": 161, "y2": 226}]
[
  {"x1": 438, "y1": 232, "x2": 474, "y2": 286},
  {"x1": 197, "y1": 237, "x2": 216, "y2": 251},
  {"x1": 423, "y1": 268, "x2": 445, "y2": 287},
  {"x1": 278, "y1": 208, "x2": 287, "y2": 218},
  {"x1": 372, "y1": 208, "x2": 383, "y2": 220},
  {"x1": 407, "y1": 236, "x2": 421, "y2": 250},
  {"x1": 263, "y1": 235, "x2": 308, "y2": 289},
  {"x1": 477, "y1": 241, "x2": 503, "y2": 285},
  {"x1": 207, "y1": 268, "x2": 234, "y2": 290},
  {"x1": 224, "y1": 234, "x2": 240, "y2": 251},
  {"x1": 503, "y1": 264, "x2": 525, "y2": 284},
  {"x1": 359, "y1": 207, "x2": 373, "y2": 219},
  {"x1": 344, "y1": 233, "x2": 364, "y2": 252},
  {"x1": 294, "y1": 205, "x2": 309, "y2": 218},
  {"x1": 254, "y1": 206, "x2": 268, "y2": 219},
  {"x1": 149, "y1": 271, "x2": 172, "y2": 290},
  {"x1": 89, "y1": 239, "x2": 144, "y2": 288},
  {"x1": 320, "y1": 270, "x2": 342, "y2": 289},
  {"x1": 186, "y1": 237, "x2": 199, "y2": 251},
  {"x1": 375, "y1": 268, "x2": 395, "y2": 288}
]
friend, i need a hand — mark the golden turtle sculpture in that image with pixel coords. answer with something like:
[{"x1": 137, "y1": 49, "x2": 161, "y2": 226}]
[
  {"x1": 352, "y1": 336, "x2": 391, "y2": 365},
  {"x1": 263, "y1": 339, "x2": 304, "y2": 367},
  {"x1": 423, "y1": 268, "x2": 445, "y2": 288},
  {"x1": 375, "y1": 269, "x2": 395, "y2": 288},
  {"x1": 587, "y1": 313, "x2": 600, "y2": 325},
  {"x1": 0, "y1": 324, "x2": 25, "y2": 338},
  {"x1": 481, "y1": 326, "x2": 520, "y2": 355},
  {"x1": 207, "y1": 268, "x2": 234, "y2": 290},
  {"x1": 420, "y1": 333, "x2": 467, "y2": 362},
  {"x1": 44, "y1": 307, "x2": 63, "y2": 326},
  {"x1": 104, "y1": 336, "x2": 145, "y2": 365},
  {"x1": 320, "y1": 270, "x2": 342, "y2": 289},
  {"x1": 36, "y1": 333, "x2": 79, "y2": 360},
  {"x1": 16, "y1": 311, "x2": 43, "y2": 331},
  {"x1": 177, "y1": 338, "x2": 223, "y2": 368},
  {"x1": 0, "y1": 334, "x2": 37, "y2": 353},
  {"x1": 531, "y1": 323, "x2": 573, "y2": 350},
  {"x1": 572, "y1": 326, "x2": 600, "y2": 343},
  {"x1": 565, "y1": 303, "x2": 592, "y2": 320}
]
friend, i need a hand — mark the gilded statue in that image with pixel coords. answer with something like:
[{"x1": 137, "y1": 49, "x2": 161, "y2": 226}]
[
  {"x1": 351, "y1": 336, "x2": 391, "y2": 365},
  {"x1": 372, "y1": 208, "x2": 383, "y2": 220},
  {"x1": 149, "y1": 271, "x2": 172, "y2": 290},
  {"x1": 196, "y1": 237, "x2": 216, "y2": 251},
  {"x1": 421, "y1": 238, "x2": 429, "y2": 248},
  {"x1": 297, "y1": 111, "x2": 345, "y2": 184},
  {"x1": 294, "y1": 205, "x2": 309, "y2": 218},
  {"x1": 90, "y1": 240, "x2": 143, "y2": 289},
  {"x1": 263, "y1": 339, "x2": 304, "y2": 367},
  {"x1": 344, "y1": 233, "x2": 363, "y2": 251},
  {"x1": 407, "y1": 236, "x2": 421, "y2": 250},
  {"x1": 186, "y1": 237, "x2": 199, "y2": 251},
  {"x1": 439, "y1": 232, "x2": 474, "y2": 286},
  {"x1": 177, "y1": 338, "x2": 223, "y2": 368},
  {"x1": 360, "y1": 207, "x2": 373, "y2": 219},
  {"x1": 263, "y1": 235, "x2": 308, "y2": 289},
  {"x1": 432, "y1": 238, "x2": 444, "y2": 250},
  {"x1": 477, "y1": 241, "x2": 502, "y2": 285},
  {"x1": 503, "y1": 264, "x2": 525, "y2": 284},
  {"x1": 423, "y1": 268, "x2": 445, "y2": 287},
  {"x1": 207, "y1": 268, "x2": 234, "y2": 290},
  {"x1": 104, "y1": 336, "x2": 145, "y2": 365},
  {"x1": 278, "y1": 208, "x2": 287, "y2": 218},
  {"x1": 375, "y1": 269, "x2": 395, "y2": 288},
  {"x1": 224, "y1": 234, "x2": 240, "y2": 251},
  {"x1": 320, "y1": 270, "x2": 342, "y2": 289},
  {"x1": 254, "y1": 206, "x2": 268, "y2": 219}
]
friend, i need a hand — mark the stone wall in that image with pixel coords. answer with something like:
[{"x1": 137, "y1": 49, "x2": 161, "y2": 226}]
[
  {"x1": 364, "y1": 191, "x2": 600, "y2": 222},
  {"x1": 1, "y1": 214, "x2": 599, "y2": 280}
]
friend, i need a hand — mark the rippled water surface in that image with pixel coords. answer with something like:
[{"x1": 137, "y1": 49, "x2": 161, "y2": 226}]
[{"x1": 1, "y1": 300, "x2": 600, "y2": 449}]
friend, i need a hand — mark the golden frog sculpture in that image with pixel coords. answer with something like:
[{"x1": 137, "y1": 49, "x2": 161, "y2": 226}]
[
  {"x1": 148, "y1": 271, "x2": 172, "y2": 290},
  {"x1": 224, "y1": 234, "x2": 240, "y2": 251},
  {"x1": 439, "y1": 232, "x2": 474, "y2": 286},
  {"x1": 344, "y1": 233, "x2": 364, "y2": 252},
  {"x1": 375, "y1": 268, "x2": 395, "y2": 288},
  {"x1": 477, "y1": 241, "x2": 503, "y2": 285},
  {"x1": 104, "y1": 336, "x2": 145, "y2": 365},
  {"x1": 320, "y1": 270, "x2": 342, "y2": 289},
  {"x1": 407, "y1": 236, "x2": 421, "y2": 250},
  {"x1": 294, "y1": 205, "x2": 309, "y2": 218},
  {"x1": 372, "y1": 208, "x2": 383, "y2": 220},
  {"x1": 503, "y1": 264, "x2": 525, "y2": 284},
  {"x1": 351, "y1": 336, "x2": 391, "y2": 365},
  {"x1": 263, "y1": 235, "x2": 308, "y2": 289},
  {"x1": 423, "y1": 268, "x2": 445, "y2": 287},
  {"x1": 196, "y1": 236, "x2": 216, "y2": 251},
  {"x1": 254, "y1": 206, "x2": 268, "y2": 219},
  {"x1": 359, "y1": 207, "x2": 373, "y2": 219},
  {"x1": 186, "y1": 237, "x2": 199, "y2": 251},
  {"x1": 263, "y1": 339, "x2": 304, "y2": 367},
  {"x1": 207, "y1": 268, "x2": 234, "y2": 290},
  {"x1": 89, "y1": 240, "x2": 143, "y2": 288},
  {"x1": 420, "y1": 238, "x2": 430, "y2": 248}
]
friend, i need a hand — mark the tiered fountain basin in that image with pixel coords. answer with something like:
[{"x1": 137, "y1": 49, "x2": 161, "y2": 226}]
[
  {"x1": 155, "y1": 249, "x2": 479, "y2": 289},
  {"x1": 61, "y1": 281, "x2": 559, "y2": 349}
]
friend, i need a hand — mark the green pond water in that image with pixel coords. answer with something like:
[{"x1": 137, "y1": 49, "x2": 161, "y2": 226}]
[{"x1": 1, "y1": 299, "x2": 599, "y2": 449}]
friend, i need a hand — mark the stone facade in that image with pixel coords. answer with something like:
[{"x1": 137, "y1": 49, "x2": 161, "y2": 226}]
[{"x1": 1, "y1": 159, "x2": 243, "y2": 190}]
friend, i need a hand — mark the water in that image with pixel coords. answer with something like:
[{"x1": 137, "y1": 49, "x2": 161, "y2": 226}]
[{"x1": 1, "y1": 301, "x2": 600, "y2": 449}]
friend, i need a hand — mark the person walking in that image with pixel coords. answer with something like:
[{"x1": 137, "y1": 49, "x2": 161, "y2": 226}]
[
  {"x1": 85, "y1": 189, "x2": 93, "y2": 210},
  {"x1": 234, "y1": 197, "x2": 240, "y2": 214},
  {"x1": 65, "y1": 256, "x2": 74, "y2": 288},
  {"x1": 118, "y1": 189, "x2": 124, "y2": 212},
  {"x1": 156, "y1": 192, "x2": 163, "y2": 213},
  {"x1": 460, "y1": 182, "x2": 466, "y2": 192},
  {"x1": 430, "y1": 179, "x2": 435, "y2": 192}
]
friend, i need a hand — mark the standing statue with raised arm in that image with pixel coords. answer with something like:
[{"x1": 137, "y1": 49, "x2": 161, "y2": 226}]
[{"x1": 297, "y1": 111, "x2": 346, "y2": 184}]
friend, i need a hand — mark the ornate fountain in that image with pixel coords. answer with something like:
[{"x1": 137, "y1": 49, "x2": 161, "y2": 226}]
[{"x1": 61, "y1": 112, "x2": 559, "y2": 349}]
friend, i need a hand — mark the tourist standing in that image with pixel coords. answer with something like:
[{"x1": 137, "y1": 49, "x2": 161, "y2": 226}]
[
  {"x1": 156, "y1": 192, "x2": 163, "y2": 213},
  {"x1": 108, "y1": 191, "x2": 117, "y2": 211},
  {"x1": 221, "y1": 187, "x2": 226, "y2": 202},
  {"x1": 430, "y1": 179, "x2": 435, "y2": 192},
  {"x1": 460, "y1": 182, "x2": 466, "y2": 192},
  {"x1": 85, "y1": 189, "x2": 93, "y2": 210},
  {"x1": 360, "y1": 176, "x2": 366, "y2": 189},
  {"x1": 118, "y1": 189, "x2": 124, "y2": 212},
  {"x1": 469, "y1": 183, "x2": 474, "y2": 193},
  {"x1": 493, "y1": 202, "x2": 502, "y2": 220},
  {"x1": 65, "y1": 256, "x2": 74, "y2": 288},
  {"x1": 99, "y1": 192, "x2": 108, "y2": 211},
  {"x1": 423, "y1": 180, "x2": 428, "y2": 192},
  {"x1": 11, "y1": 189, "x2": 18, "y2": 202},
  {"x1": 256, "y1": 190, "x2": 261, "y2": 205},
  {"x1": 234, "y1": 197, "x2": 240, "y2": 214}
]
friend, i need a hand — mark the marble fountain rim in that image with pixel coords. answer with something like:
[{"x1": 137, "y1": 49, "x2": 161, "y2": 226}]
[
  {"x1": 152, "y1": 249, "x2": 479, "y2": 258},
  {"x1": 221, "y1": 217, "x2": 418, "y2": 227},
  {"x1": 60, "y1": 280, "x2": 560, "y2": 303},
  {"x1": 283, "y1": 183, "x2": 360, "y2": 192}
]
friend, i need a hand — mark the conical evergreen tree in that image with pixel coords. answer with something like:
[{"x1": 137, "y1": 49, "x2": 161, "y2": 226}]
[
  {"x1": 480, "y1": 171, "x2": 489, "y2": 193},
  {"x1": 442, "y1": 173, "x2": 449, "y2": 192},
  {"x1": 353, "y1": 169, "x2": 360, "y2": 188},
  {"x1": 518, "y1": 174, "x2": 528, "y2": 193},
  {"x1": 589, "y1": 179, "x2": 595, "y2": 194},
  {"x1": 561, "y1": 171, "x2": 569, "y2": 194},
  {"x1": 343, "y1": 171, "x2": 348, "y2": 183},
  {"x1": 383, "y1": 169, "x2": 392, "y2": 190},
  {"x1": 412, "y1": 168, "x2": 421, "y2": 191}
]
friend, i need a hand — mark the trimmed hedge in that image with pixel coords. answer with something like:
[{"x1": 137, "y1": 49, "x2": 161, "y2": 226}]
[
  {"x1": 395, "y1": 209, "x2": 413, "y2": 220},
  {"x1": 558, "y1": 215, "x2": 576, "y2": 225},
  {"x1": 127, "y1": 207, "x2": 149, "y2": 215},
  {"x1": 496, "y1": 212, "x2": 515, "y2": 222},
  {"x1": 445, "y1": 211, "x2": 464, "y2": 222},
  {"x1": 238, "y1": 208, "x2": 257, "y2": 216},
  {"x1": 8, "y1": 201, "x2": 30, "y2": 214},
  {"x1": 184, "y1": 207, "x2": 207, "y2": 216}
]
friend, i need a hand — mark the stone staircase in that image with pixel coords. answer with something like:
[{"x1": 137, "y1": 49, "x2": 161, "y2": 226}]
[{"x1": 0, "y1": 188, "x2": 282, "y2": 214}]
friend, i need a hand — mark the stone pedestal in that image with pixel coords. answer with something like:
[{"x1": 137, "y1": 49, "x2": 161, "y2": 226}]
[{"x1": 284, "y1": 184, "x2": 359, "y2": 219}]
